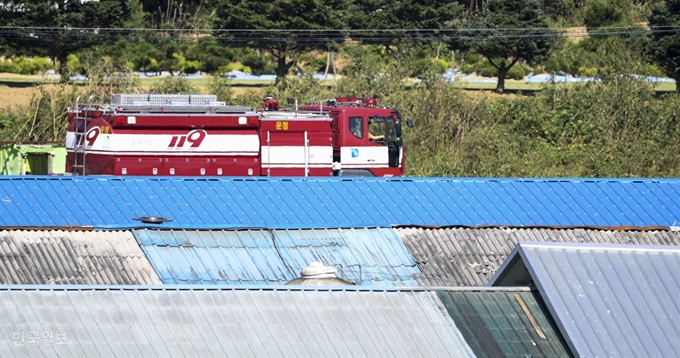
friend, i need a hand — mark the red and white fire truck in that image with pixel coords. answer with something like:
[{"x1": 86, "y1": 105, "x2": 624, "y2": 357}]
[{"x1": 66, "y1": 93, "x2": 410, "y2": 177}]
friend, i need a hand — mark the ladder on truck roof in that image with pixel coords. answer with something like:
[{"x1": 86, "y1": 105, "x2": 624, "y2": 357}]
[
  {"x1": 108, "y1": 93, "x2": 258, "y2": 114},
  {"x1": 72, "y1": 94, "x2": 101, "y2": 176}
]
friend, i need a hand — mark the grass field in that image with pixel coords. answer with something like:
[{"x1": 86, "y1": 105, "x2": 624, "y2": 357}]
[{"x1": 0, "y1": 72, "x2": 676, "y2": 109}]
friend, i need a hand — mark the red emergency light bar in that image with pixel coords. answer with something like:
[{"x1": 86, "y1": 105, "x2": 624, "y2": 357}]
[{"x1": 330, "y1": 97, "x2": 377, "y2": 106}]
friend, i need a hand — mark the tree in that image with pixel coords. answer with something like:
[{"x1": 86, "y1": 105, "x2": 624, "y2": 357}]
[
  {"x1": 449, "y1": 0, "x2": 557, "y2": 93},
  {"x1": 139, "y1": 0, "x2": 207, "y2": 29},
  {"x1": 648, "y1": 0, "x2": 680, "y2": 92},
  {"x1": 583, "y1": 0, "x2": 632, "y2": 30},
  {"x1": 209, "y1": 0, "x2": 350, "y2": 84},
  {"x1": 0, "y1": 0, "x2": 133, "y2": 81},
  {"x1": 349, "y1": 0, "x2": 462, "y2": 44},
  {"x1": 185, "y1": 36, "x2": 239, "y2": 74}
]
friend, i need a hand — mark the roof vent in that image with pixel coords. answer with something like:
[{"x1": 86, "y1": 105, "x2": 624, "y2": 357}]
[
  {"x1": 286, "y1": 262, "x2": 356, "y2": 286},
  {"x1": 133, "y1": 216, "x2": 173, "y2": 224}
]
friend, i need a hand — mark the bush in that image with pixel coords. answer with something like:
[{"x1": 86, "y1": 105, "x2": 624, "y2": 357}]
[
  {"x1": 0, "y1": 57, "x2": 54, "y2": 75},
  {"x1": 207, "y1": 76, "x2": 233, "y2": 104},
  {"x1": 411, "y1": 58, "x2": 450, "y2": 78},
  {"x1": 464, "y1": 53, "x2": 482, "y2": 65},
  {"x1": 241, "y1": 53, "x2": 275, "y2": 75},
  {"x1": 219, "y1": 63, "x2": 252, "y2": 74},
  {"x1": 172, "y1": 53, "x2": 202, "y2": 74},
  {"x1": 578, "y1": 66, "x2": 598, "y2": 77},
  {"x1": 0, "y1": 61, "x2": 15, "y2": 73},
  {"x1": 460, "y1": 64, "x2": 476, "y2": 74},
  {"x1": 66, "y1": 54, "x2": 83, "y2": 76},
  {"x1": 507, "y1": 65, "x2": 529, "y2": 80},
  {"x1": 477, "y1": 62, "x2": 497, "y2": 77},
  {"x1": 148, "y1": 76, "x2": 197, "y2": 94}
]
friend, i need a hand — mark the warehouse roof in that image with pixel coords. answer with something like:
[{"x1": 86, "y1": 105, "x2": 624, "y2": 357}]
[
  {"x1": 0, "y1": 286, "x2": 477, "y2": 357},
  {"x1": 489, "y1": 242, "x2": 680, "y2": 358},
  {"x1": 1, "y1": 176, "x2": 679, "y2": 229},
  {"x1": 396, "y1": 226, "x2": 680, "y2": 286},
  {"x1": 0, "y1": 229, "x2": 160, "y2": 284},
  {"x1": 437, "y1": 289, "x2": 570, "y2": 357},
  {"x1": 134, "y1": 227, "x2": 420, "y2": 286}
]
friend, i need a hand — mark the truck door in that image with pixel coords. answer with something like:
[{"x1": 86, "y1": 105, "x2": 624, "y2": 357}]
[{"x1": 385, "y1": 115, "x2": 400, "y2": 168}]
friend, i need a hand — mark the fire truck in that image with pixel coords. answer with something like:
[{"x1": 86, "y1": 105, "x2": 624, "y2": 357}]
[{"x1": 66, "y1": 93, "x2": 410, "y2": 177}]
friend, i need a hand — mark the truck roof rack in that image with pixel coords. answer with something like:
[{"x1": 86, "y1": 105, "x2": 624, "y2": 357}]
[{"x1": 104, "y1": 93, "x2": 257, "y2": 114}]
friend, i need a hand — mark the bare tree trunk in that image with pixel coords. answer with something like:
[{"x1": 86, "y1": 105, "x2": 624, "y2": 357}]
[
  {"x1": 57, "y1": 52, "x2": 69, "y2": 83},
  {"x1": 323, "y1": 52, "x2": 331, "y2": 79},
  {"x1": 496, "y1": 65, "x2": 506, "y2": 94},
  {"x1": 275, "y1": 55, "x2": 294, "y2": 85},
  {"x1": 331, "y1": 52, "x2": 337, "y2": 77}
]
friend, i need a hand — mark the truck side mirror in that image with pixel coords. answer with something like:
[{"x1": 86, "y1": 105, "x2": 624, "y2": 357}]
[{"x1": 406, "y1": 119, "x2": 414, "y2": 128}]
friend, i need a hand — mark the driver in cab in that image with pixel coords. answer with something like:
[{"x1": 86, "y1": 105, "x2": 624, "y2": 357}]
[{"x1": 368, "y1": 117, "x2": 384, "y2": 141}]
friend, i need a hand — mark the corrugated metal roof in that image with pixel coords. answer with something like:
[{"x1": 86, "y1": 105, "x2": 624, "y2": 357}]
[
  {"x1": 0, "y1": 286, "x2": 475, "y2": 357},
  {"x1": 0, "y1": 230, "x2": 161, "y2": 285},
  {"x1": 134, "y1": 227, "x2": 420, "y2": 286},
  {"x1": 1, "y1": 176, "x2": 679, "y2": 229},
  {"x1": 437, "y1": 290, "x2": 571, "y2": 357},
  {"x1": 489, "y1": 242, "x2": 680, "y2": 358},
  {"x1": 397, "y1": 227, "x2": 680, "y2": 286}
]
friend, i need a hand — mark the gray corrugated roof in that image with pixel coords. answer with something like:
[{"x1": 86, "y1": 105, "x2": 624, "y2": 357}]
[
  {"x1": 396, "y1": 227, "x2": 680, "y2": 286},
  {"x1": 0, "y1": 230, "x2": 161, "y2": 284},
  {"x1": 489, "y1": 242, "x2": 680, "y2": 358},
  {"x1": 0, "y1": 286, "x2": 476, "y2": 357}
]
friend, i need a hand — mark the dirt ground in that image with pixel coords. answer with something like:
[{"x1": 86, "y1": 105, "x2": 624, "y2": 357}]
[
  {"x1": 0, "y1": 82, "x2": 261, "y2": 110},
  {"x1": 0, "y1": 85, "x2": 41, "y2": 109}
]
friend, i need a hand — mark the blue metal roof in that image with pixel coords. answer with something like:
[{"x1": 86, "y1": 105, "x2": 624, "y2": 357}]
[
  {"x1": 134, "y1": 227, "x2": 420, "y2": 286},
  {"x1": 1, "y1": 176, "x2": 680, "y2": 229}
]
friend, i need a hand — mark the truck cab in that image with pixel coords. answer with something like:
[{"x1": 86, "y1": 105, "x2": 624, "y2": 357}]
[
  {"x1": 330, "y1": 107, "x2": 404, "y2": 177},
  {"x1": 299, "y1": 97, "x2": 406, "y2": 177}
]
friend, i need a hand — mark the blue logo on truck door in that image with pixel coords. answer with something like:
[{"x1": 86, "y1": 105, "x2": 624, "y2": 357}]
[{"x1": 351, "y1": 148, "x2": 359, "y2": 158}]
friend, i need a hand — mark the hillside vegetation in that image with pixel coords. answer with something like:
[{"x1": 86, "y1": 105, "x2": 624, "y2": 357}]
[{"x1": 1, "y1": 0, "x2": 680, "y2": 177}]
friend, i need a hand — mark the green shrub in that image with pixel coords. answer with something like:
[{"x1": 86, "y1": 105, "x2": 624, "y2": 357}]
[
  {"x1": 464, "y1": 53, "x2": 482, "y2": 65},
  {"x1": 67, "y1": 54, "x2": 82, "y2": 75},
  {"x1": 0, "y1": 61, "x2": 16, "y2": 73},
  {"x1": 207, "y1": 76, "x2": 233, "y2": 103},
  {"x1": 242, "y1": 53, "x2": 275, "y2": 75},
  {"x1": 148, "y1": 76, "x2": 197, "y2": 94},
  {"x1": 461, "y1": 64, "x2": 476, "y2": 74},
  {"x1": 477, "y1": 63, "x2": 497, "y2": 77},
  {"x1": 2, "y1": 56, "x2": 55, "y2": 75},
  {"x1": 578, "y1": 66, "x2": 598, "y2": 77},
  {"x1": 507, "y1": 65, "x2": 529, "y2": 80}
]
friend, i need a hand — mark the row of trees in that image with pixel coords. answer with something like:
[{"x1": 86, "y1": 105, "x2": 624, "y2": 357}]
[
  {"x1": 2, "y1": 57, "x2": 679, "y2": 177},
  {"x1": 2, "y1": 0, "x2": 680, "y2": 93}
]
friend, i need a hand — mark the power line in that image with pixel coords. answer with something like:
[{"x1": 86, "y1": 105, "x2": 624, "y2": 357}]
[
  {"x1": 0, "y1": 25, "x2": 674, "y2": 32},
  {"x1": 0, "y1": 25, "x2": 676, "y2": 43}
]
